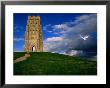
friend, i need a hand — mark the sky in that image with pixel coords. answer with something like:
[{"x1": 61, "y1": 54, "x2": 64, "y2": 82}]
[{"x1": 14, "y1": 13, "x2": 97, "y2": 57}]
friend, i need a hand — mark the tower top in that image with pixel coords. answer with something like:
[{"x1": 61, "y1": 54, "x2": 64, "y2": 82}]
[{"x1": 28, "y1": 16, "x2": 40, "y2": 20}]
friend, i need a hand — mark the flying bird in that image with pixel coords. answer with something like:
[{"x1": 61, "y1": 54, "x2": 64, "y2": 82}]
[{"x1": 79, "y1": 34, "x2": 90, "y2": 40}]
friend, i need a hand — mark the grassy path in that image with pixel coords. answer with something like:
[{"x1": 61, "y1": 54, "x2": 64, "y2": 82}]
[{"x1": 14, "y1": 53, "x2": 30, "y2": 63}]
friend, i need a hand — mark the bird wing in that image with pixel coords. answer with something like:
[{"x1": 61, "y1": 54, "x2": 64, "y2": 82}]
[
  {"x1": 84, "y1": 35, "x2": 89, "y2": 39},
  {"x1": 80, "y1": 35, "x2": 83, "y2": 39}
]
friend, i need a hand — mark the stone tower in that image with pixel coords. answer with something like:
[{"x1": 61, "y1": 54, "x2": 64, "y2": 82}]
[{"x1": 24, "y1": 16, "x2": 43, "y2": 52}]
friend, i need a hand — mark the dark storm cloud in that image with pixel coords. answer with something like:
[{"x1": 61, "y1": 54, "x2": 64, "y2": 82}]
[{"x1": 44, "y1": 14, "x2": 97, "y2": 57}]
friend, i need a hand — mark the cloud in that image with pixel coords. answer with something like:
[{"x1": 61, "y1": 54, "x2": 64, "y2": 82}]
[
  {"x1": 43, "y1": 14, "x2": 97, "y2": 57},
  {"x1": 43, "y1": 23, "x2": 67, "y2": 35},
  {"x1": 46, "y1": 37, "x2": 63, "y2": 42},
  {"x1": 64, "y1": 14, "x2": 97, "y2": 35},
  {"x1": 43, "y1": 37, "x2": 63, "y2": 52},
  {"x1": 48, "y1": 31, "x2": 53, "y2": 33},
  {"x1": 74, "y1": 15, "x2": 91, "y2": 24},
  {"x1": 14, "y1": 24, "x2": 24, "y2": 32},
  {"x1": 65, "y1": 50, "x2": 83, "y2": 56},
  {"x1": 43, "y1": 24, "x2": 52, "y2": 31},
  {"x1": 53, "y1": 24, "x2": 66, "y2": 29},
  {"x1": 14, "y1": 38, "x2": 24, "y2": 42},
  {"x1": 52, "y1": 24, "x2": 68, "y2": 34}
]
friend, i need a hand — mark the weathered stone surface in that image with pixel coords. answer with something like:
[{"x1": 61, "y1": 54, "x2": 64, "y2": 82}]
[{"x1": 24, "y1": 16, "x2": 43, "y2": 52}]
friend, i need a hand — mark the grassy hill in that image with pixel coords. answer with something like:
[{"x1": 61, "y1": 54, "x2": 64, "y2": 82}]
[{"x1": 14, "y1": 52, "x2": 97, "y2": 75}]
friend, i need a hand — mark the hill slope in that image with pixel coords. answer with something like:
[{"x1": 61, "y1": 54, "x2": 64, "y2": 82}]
[{"x1": 14, "y1": 52, "x2": 97, "y2": 75}]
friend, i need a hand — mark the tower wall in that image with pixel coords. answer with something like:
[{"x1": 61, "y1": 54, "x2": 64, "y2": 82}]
[{"x1": 24, "y1": 16, "x2": 43, "y2": 52}]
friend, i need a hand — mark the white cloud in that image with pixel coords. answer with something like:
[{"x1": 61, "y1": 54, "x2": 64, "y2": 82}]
[
  {"x1": 43, "y1": 23, "x2": 68, "y2": 35},
  {"x1": 48, "y1": 31, "x2": 53, "y2": 33},
  {"x1": 53, "y1": 24, "x2": 66, "y2": 29},
  {"x1": 66, "y1": 50, "x2": 83, "y2": 56},
  {"x1": 14, "y1": 24, "x2": 24, "y2": 32},
  {"x1": 43, "y1": 24, "x2": 51, "y2": 31},
  {"x1": 14, "y1": 38, "x2": 24, "y2": 42},
  {"x1": 46, "y1": 37, "x2": 63, "y2": 42},
  {"x1": 43, "y1": 37, "x2": 64, "y2": 52}
]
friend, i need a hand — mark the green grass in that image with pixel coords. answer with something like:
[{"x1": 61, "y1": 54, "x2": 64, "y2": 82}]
[{"x1": 14, "y1": 52, "x2": 97, "y2": 75}]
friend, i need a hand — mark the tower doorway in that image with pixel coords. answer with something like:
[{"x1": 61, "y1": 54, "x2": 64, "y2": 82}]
[{"x1": 32, "y1": 46, "x2": 35, "y2": 52}]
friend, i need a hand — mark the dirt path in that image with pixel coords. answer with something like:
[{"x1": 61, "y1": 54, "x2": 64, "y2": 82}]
[{"x1": 14, "y1": 53, "x2": 30, "y2": 63}]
